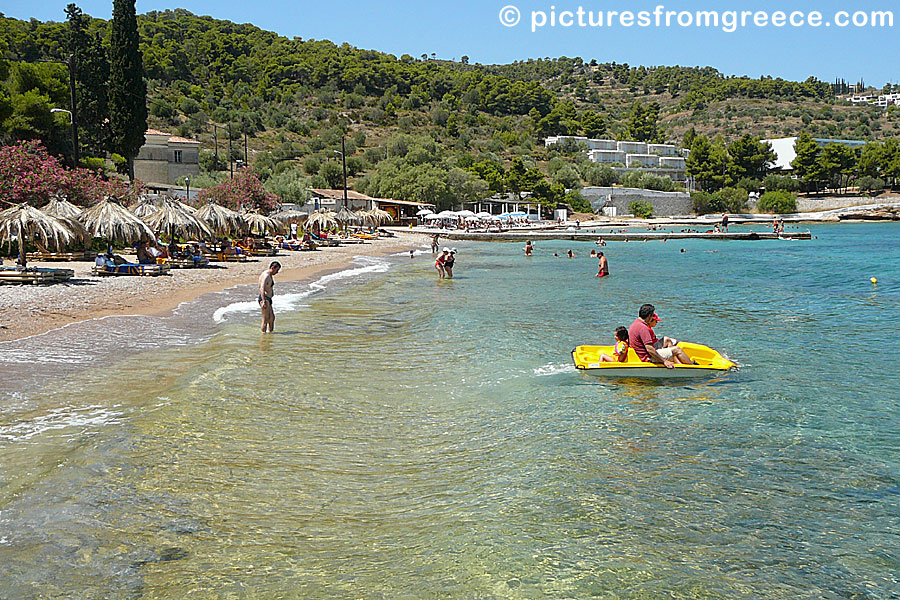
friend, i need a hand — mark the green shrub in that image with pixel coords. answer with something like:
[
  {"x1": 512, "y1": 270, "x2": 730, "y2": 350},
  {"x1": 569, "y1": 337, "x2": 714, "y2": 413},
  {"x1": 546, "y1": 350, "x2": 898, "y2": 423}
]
[
  {"x1": 629, "y1": 199, "x2": 653, "y2": 218},
  {"x1": 757, "y1": 191, "x2": 797, "y2": 214},
  {"x1": 691, "y1": 191, "x2": 715, "y2": 215},
  {"x1": 763, "y1": 174, "x2": 800, "y2": 193},
  {"x1": 619, "y1": 170, "x2": 643, "y2": 188},
  {"x1": 620, "y1": 171, "x2": 675, "y2": 192},
  {"x1": 80, "y1": 156, "x2": 107, "y2": 172},
  {"x1": 856, "y1": 176, "x2": 885, "y2": 195},
  {"x1": 716, "y1": 187, "x2": 749, "y2": 212},
  {"x1": 566, "y1": 190, "x2": 593, "y2": 213},
  {"x1": 735, "y1": 177, "x2": 762, "y2": 193},
  {"x1": 581, "y1": 163, "x2": 618, "y2": 186}
]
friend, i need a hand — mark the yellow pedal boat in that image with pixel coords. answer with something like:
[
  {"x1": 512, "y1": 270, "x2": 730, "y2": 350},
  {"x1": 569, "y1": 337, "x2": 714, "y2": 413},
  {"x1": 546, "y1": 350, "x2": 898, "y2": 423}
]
[{"x1": 572, "y1": 341, "x2": 737, "y2": 379}]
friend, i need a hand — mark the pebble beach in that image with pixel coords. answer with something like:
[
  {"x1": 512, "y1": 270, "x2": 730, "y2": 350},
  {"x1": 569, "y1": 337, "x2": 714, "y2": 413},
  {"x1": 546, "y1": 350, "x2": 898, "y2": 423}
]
[{"x1": 0, "y1": 231, "x2": 428, "y2": 342}]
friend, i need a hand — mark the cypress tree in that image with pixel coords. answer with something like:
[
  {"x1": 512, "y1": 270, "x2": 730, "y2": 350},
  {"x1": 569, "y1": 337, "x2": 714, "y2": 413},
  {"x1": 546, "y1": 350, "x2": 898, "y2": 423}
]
[{"x1": 108, "y1": 0, "x2": 146, "y2": 180}]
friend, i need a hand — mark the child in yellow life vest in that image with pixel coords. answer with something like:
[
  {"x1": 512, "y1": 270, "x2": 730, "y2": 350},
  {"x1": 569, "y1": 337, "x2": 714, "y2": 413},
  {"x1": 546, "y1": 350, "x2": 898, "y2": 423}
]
[{"x1": 600, "y1": 326, "x2": 630, "y2": 363}]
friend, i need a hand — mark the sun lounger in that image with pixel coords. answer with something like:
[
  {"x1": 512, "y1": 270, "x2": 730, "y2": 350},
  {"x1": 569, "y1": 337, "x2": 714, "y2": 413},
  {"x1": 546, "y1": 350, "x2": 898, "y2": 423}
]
[
  {"x1": 0, "y1": 267, "x2": 75, "y2": 285},
  {"x1": 25, "y1": 251, "x2": 98, "y2": 262},
  {"x1": 278, "y1": 240, "x2": 318, "y2": 251},
  {"x1": 308, "y1": 234, "x2": 341, "y2": 247},
  {"x1": 237, "y1": 245, "x2": 279, "y2": 256},
  {"x1": 206, "y1": 252, "x2": 249, "y2": 262},
  {"x1": 158, "y1": 256, "x2": 210, "y2": 268},
  {"x1": 91, "y1": 263, "x2": 171, "y2": 277}
]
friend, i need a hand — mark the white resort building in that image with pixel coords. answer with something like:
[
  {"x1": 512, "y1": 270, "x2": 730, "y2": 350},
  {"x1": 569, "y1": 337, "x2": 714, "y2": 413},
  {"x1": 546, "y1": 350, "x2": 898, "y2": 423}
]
[{"x1": 545, "y1": 136, "x2": 689, "y2": 182}]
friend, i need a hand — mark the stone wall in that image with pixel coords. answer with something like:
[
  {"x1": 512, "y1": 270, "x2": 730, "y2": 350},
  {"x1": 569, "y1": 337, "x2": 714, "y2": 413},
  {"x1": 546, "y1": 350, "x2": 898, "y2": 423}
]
[
  {"x1": 795, "y1": 196, "x2": 895, "y2": 212},
  {"x1": 583, "y1": 187, "x2": 693, "y2": 217}
]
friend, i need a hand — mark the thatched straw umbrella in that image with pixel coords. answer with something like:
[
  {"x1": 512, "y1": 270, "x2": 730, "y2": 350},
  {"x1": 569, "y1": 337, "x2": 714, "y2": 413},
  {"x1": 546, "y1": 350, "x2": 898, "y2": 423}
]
[
  {"x1": 335, "y1": 206, "x2": 360, "y2": 228},
  {"x1": 241, "y1": 211, "x2": 282, "y2": 236},
  {"x1": 54, "y1": 215, "x2": 92, "y2": 250},
  {"x1": 146, "y1": 199, "x2": 213, "y2": 241},
  {"x1": 304, "y1": 209, "x2": 339, "y2": 232},
  {"x1": 354, "y1": 209, "x2": 377, "y2": 227},
  {"x1": 269, "y1": 209, "x2": 309, "y2": 224},
  {"x1": 369, "y1": 207, "x2": 393, "y2": 225},
  {"x1": 80, "y1": 196, "x2": 155, "y2": 254},
  {"x1": 0, "y1": 203, "x2": 76, "y2": 268},
  {"x1": 129, "y1": 197, "x2": 159, "y2": 220},
  {"x1": 41, "y1": 195, "x2": 82, "y2": 220},
  {"x1": 196, "y1": 202, "x2": 244, "y2": 238}
]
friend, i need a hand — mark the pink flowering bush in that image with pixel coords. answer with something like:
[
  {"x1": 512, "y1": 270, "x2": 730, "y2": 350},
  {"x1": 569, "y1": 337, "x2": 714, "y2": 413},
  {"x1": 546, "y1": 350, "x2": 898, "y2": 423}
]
[
  {"x1": 0, "y1": 140, "x2": 143, "y2": 207},
  {"x1": 197, "y1": 167, "x2": 279, "y2": 214}
]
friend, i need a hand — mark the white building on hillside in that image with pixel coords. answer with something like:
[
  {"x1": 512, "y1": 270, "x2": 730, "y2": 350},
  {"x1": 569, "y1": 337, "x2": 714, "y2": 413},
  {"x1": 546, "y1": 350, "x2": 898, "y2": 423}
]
[
  {"x1": 846, "y1": 93, "x2": 900, "y2": 107},
  {"x1": 547, "y1": 135, "x2": 689, "y2": 182}
]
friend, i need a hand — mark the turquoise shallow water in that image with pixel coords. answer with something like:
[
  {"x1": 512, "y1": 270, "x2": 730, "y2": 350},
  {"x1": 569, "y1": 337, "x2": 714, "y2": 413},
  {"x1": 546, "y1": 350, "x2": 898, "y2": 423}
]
[{"x1": 1, "y1": 223, "x2": 899, "y2": 598}]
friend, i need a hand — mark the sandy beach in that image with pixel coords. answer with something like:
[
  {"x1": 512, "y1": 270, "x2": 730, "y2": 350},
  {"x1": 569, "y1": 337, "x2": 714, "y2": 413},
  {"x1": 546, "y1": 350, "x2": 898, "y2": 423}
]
[{"x1": 0, "y1": 231, "x2": 428, "y2": 343}]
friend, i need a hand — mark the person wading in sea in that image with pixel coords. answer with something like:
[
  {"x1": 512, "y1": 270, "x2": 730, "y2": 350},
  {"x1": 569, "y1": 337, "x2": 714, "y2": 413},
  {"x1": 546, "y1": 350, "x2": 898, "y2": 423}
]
[
  {"x1": 258, "y1": 261, "x2": 281, "y2": 333},
  {"x1": 596, "y1": 252, "x2": 609, "y2": 278}
]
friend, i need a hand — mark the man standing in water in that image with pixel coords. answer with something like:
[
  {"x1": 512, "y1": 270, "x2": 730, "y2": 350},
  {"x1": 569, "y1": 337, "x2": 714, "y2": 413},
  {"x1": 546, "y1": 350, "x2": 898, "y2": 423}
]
[
  {"x1": 596, "y1": 252, "x2": 609, "y2": 278},
  {"x1": 258, "y1": 261, "x2": 281, "y2": 333}
]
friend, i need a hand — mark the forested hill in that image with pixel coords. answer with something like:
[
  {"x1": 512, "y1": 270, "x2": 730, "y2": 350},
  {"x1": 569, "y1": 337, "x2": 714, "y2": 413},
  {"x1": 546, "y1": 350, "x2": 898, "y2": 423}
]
[
  {"x1": 2, "y1": 8, "x2": 898, "y2": 210},
  {"x1": 3, "y1": 9, "x2": 882, "y2": 140}
]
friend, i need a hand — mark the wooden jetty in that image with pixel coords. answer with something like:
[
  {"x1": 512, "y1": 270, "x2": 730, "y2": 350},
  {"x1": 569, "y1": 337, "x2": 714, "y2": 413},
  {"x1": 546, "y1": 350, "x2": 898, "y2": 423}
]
[{"x1": 423, "y1": 230, "x2": 811, "y2": 243}]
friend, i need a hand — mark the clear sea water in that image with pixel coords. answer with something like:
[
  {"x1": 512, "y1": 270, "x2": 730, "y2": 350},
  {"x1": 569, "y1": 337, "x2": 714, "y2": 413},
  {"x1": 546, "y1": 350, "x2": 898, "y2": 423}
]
[{"x1": 1, "y1": 223, "x2": 899, "y2": 599}]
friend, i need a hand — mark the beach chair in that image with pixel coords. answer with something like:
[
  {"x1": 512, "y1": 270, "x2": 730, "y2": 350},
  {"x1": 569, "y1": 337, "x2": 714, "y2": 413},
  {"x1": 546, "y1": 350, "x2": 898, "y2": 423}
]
[
  {"x1": 236, "y1": 243, "x2": 279, "y2": 256},
  {"x1": 309, "y1": 233, "x2": 341, "y2": 247},
  {"x1": 91, "y1": 263, "x2": 171, "y2": 277},
  {"x1": 0, "y1": 266, "x2": 75, "y2": 285},
  {"x1": 158, "y1": 255, "x2": 210, "y2": 268},
  {"x1": 209, "y1": 252, "x2": 250, "y2": 262},
  {"x1": 25, "y1": 250, "x2": 98, "y2": 262},
  {"x1": 278, "y1": 240, "x2": 318, "y2": 252}
]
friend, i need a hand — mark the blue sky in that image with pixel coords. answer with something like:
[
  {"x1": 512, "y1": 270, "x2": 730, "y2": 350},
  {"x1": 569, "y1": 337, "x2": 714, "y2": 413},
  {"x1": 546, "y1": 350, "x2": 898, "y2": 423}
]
[{"x1": 8, "y1": 0, "x2": 899, "y2": 86}]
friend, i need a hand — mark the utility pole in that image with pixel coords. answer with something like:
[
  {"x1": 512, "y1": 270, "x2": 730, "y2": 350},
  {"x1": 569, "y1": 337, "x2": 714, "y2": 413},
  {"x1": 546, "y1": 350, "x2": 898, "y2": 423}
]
[
  {"x1": 341, "y1": 136, "x2": 348, "y2": 208},
  {"x1": 228, "y1": 123, "x2": 233, "y2": 179},
  {"x1": 243, "y1": 132, "x2": 248, "y2": 166},
  {"x1": 67, "y1": 54, "x2": 80, "y2": 166},
  {"x1": 213, "y1": 124, "x2": 218, "y2": 168}
]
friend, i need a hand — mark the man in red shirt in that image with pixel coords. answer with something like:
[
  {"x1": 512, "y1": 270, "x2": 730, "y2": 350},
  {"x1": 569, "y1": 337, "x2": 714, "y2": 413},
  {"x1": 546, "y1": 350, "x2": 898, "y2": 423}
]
[{"x1": 628, "y1": 304, "x2": 694, "y2": 368}]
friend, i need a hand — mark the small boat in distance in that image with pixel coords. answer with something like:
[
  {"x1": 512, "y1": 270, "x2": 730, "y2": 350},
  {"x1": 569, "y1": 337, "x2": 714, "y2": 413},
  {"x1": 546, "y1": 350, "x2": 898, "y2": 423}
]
[{"x1": 572, "y1": 341, "x2": 737, "y2": 379}]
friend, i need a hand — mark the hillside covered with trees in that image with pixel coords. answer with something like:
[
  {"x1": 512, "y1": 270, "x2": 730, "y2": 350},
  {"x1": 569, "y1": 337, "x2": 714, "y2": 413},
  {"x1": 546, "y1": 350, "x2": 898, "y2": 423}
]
[{"x1": 2, "y1": 7, "x2": 899, "y2": 213}]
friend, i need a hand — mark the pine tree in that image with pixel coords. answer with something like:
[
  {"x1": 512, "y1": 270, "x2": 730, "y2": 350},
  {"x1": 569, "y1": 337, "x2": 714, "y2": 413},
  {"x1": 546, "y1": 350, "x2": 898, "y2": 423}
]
[
  {"x1": 66, "y1": 4, "x2": 109, "y2": 157},
  {"x1": 581, "y1": 110, "x2": 605, "y2": 138},
  {"x1": 682, "y1": 127, "x2": 696, "y2": 150},
  {"x1": 108, "y1": 0, "x2": 147, "y2": 180},
  {"x1": 791, "y1": 132, "x2": 822, "y2": 193},
  {"x1": 686, "y1": 134, "x2": 726, "y2": 191},
  {"x1": 624, "y1": 100, "x2": 661, "y2": 142}
]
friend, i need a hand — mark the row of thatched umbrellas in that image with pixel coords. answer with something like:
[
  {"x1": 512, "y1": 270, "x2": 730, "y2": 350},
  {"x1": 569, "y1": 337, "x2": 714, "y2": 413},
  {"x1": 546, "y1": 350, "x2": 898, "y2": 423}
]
[{"x1": 0, "y1": 196, "x2": 393, "y2": 266}]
